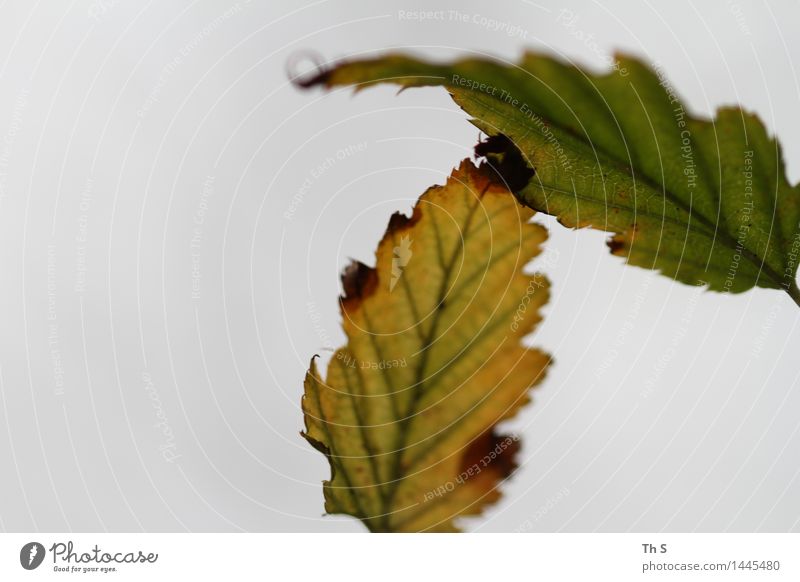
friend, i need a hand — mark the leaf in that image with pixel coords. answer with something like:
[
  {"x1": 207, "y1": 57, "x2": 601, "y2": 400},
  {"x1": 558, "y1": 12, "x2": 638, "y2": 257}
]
[
  {"x1": 301, "y1": 160, "x2": 550, "y2": 532},
  {"x1": 298, "y1": 53, "x2": 800, "y2": 304}
]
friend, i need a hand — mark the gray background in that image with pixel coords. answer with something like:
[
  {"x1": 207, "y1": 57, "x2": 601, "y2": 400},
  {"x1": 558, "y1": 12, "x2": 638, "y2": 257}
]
[{"x1": 0, "y1": 0, "x2": 799, "y2": 532}]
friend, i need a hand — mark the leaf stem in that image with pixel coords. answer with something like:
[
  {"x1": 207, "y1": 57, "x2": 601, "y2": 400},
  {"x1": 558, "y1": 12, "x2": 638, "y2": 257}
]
[{"x1": 787, "y1": 281, "x2": 800, "y2": 309}]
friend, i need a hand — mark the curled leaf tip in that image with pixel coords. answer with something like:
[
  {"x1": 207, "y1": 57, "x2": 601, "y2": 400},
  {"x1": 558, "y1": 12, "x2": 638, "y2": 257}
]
[{"x1": 287, "y1": 50, "x2": 332, "y2": 88}]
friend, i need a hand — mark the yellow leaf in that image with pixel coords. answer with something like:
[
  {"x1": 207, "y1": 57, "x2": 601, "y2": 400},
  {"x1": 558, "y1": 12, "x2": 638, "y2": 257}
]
[{"x1": 301, "y1": 160, "x2": 551, "y2": 532}]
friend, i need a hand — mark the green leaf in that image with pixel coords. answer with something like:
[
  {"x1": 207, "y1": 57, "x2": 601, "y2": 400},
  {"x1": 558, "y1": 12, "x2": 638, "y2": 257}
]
[
  {"x1": 301, "y1": 160, "x2": 550, "y2": 532},
  {"x1": 298, "y1": 53, "x2": 800, "y2": 304}
]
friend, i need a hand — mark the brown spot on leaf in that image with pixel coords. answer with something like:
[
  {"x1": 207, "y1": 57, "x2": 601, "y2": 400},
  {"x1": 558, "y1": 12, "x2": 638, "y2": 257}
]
[
  {"x1": 460, "y1": 430, "x2": 520, "y2": 480},
  {"x1": 474, "y1": 134, "x2": 536, "y2": 193},
  {"x1": 607, "y1": 236, "x2": 626, "y2": 254}
]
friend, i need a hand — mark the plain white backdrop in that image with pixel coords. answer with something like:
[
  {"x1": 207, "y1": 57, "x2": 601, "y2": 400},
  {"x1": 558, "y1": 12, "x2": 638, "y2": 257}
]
[{"x1": 0, "y1": 0, "x2": 799, "y2": 532}]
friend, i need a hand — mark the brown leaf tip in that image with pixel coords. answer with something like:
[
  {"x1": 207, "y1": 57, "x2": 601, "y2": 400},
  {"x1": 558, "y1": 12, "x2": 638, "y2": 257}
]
[
  {"x1": 387, "y1": 205, "x2": 422, "y2": 235},
  {"x1": 340, "y1": 260, "x2": 378, "y2": 312}
]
